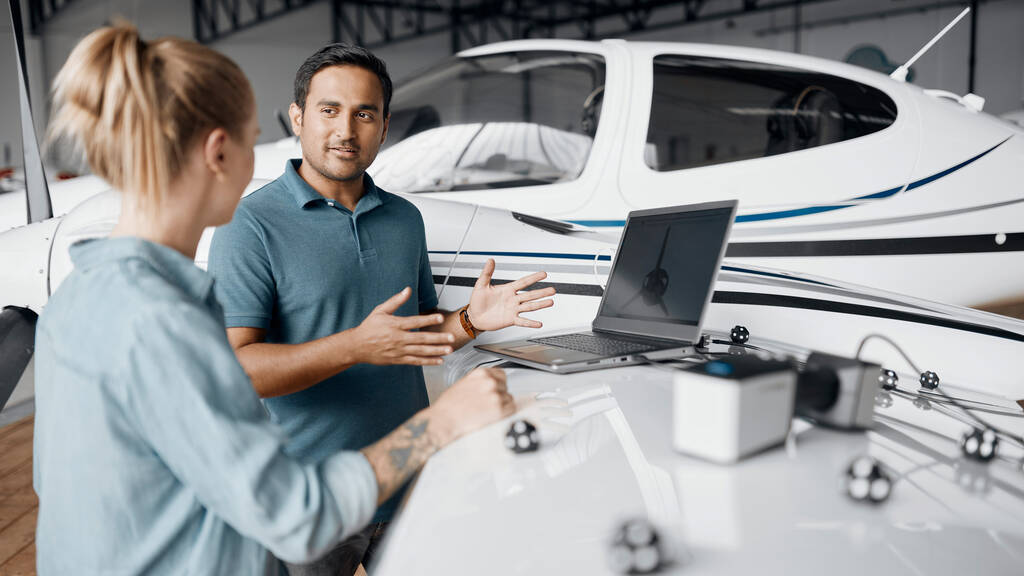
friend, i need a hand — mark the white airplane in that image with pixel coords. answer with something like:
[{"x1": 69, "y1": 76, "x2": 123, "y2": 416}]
[
  {"x1": 368, "y1": 34, "x2": 1024, "y2": 310},
  {"x1": 298, "y1": 30, "x2": 1024, "y2": 309},
  {"x1": 7, "y1": 173, "x2": 1024, "y2": 573},
  {"x1": 5, "y1": 13, "x2": 1023, "y2": 310},
  {"x1": 2, "y1": 7, "x2": 1023, "y2": 571}
]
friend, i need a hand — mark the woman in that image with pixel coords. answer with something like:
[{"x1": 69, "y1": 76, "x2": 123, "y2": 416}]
[{"x1": 33, "y1": 24, "x2": 513, "y2": 576}]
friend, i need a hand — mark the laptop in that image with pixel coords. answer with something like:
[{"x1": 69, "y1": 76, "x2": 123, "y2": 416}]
[{"x1": 476, "y1": 199, "x2": 738, "y2": 373}]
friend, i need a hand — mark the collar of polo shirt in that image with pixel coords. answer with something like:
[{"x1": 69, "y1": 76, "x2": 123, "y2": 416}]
[{"x1": 281, "y1": 158, "x2": 387, "y2": 216}]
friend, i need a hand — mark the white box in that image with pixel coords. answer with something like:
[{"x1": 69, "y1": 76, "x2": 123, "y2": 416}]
[{"x1": 673, "y1": 358, "x2": 796, "y2": 463}]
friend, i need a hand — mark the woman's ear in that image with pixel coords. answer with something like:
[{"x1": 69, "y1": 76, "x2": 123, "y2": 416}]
[{"x1": 203, "y1": 127, "x2": 229, "y2": 179}]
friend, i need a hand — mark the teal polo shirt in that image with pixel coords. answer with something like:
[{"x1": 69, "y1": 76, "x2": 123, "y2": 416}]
[{"x1": 208, "y1": 159, "x2": 437, "y2": 522}]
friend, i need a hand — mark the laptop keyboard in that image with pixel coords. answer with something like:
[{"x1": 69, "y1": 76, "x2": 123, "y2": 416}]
[{"x1": 528, "y1": 333, "x2": 661, "y2": 356}]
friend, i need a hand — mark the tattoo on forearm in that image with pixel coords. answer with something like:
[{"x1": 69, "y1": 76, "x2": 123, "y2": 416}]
[
  {"x1": 405, "y1": 419, "x2": 428, "y2": 438},
  {"x1": 368, "y1": 416, "x2": 439, "y2": 503},
  {"x1": 389, "y1": 419, "x2": 429, "y2": 471},
  {"x1": 389, "y1": 446, "x2": 412, "y2": 471}
]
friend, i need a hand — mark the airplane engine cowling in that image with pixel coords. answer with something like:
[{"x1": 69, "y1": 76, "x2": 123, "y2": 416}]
[{"x1": 0, "y1": 306, "x2": 37, "y2": 412}]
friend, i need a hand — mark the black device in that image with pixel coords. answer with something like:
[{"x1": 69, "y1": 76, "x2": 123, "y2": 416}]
[{"x1": 796, "y1": 352, "x2": 879, "y2": 429}]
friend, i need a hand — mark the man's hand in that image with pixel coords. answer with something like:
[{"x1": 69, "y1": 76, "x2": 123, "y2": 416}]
[
  {"x1": 429, "y1": 367, "x2": 515, "y2": 444},
  {"x1": 352, "y1": 287, "x2": 456, "y2": 366},
  {"x1": 467, "y1": 259, "x2": 556, "y2": 332}
]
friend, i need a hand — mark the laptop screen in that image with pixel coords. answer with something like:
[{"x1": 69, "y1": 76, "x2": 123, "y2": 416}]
[{"x1": 597, "y1": 205, "x2": 733, "y2": 327}]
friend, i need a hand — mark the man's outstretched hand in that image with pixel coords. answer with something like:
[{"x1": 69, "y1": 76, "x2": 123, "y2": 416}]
[
  {"x1": 468, "y1": 259, "x2": 556, "y2": 331},
  {"x1": 353, "y1": 287, "x2": 456, "y2": 366}
]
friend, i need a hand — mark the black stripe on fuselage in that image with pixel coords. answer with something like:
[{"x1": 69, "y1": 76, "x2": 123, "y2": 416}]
[
  {"x1": 712, "y1": 291, "x2": 1024, "y2": 343},
  {"x1": 727, "y1": 232, "x2": 1024, "y2": 257},
  {"x1": 432, "y1": 276, "x2": 605, "y2": 296},
  {"x1": 434, "y1": 276, "x2": 1024, "y2": 343}
]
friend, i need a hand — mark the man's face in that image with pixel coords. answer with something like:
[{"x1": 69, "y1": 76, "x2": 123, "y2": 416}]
[{"x1": 290, "y1": 64, "x2": 389, "y2": 183}]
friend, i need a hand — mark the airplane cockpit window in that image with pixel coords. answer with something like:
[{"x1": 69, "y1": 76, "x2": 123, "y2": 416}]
[
  {"x1": 645, "y1": 55, "x2": 897, "y2": 172},
  {"x1": 370, "y1": 51, "x2": 606, "y2": 193}
]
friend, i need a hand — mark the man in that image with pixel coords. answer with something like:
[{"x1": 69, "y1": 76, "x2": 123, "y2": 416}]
[{"x1": 208, "y1": 44, "x2": 555, "y2": 574}]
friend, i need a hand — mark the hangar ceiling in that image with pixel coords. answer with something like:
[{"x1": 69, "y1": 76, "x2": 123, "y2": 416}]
[
  {"x1": 21, "y1": 0, "x2": 982, "y2": 89},
  {"x1": 24, "y1": 0, "x2": 843, "y2": 50},
  {"x1": 189, "y1": 0, "x2": 839, "y2": 50}
]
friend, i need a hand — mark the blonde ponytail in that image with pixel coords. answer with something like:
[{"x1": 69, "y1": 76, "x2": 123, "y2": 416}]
[{"x1": 49, "y1": 23, "x2": 253, "y2": 210}]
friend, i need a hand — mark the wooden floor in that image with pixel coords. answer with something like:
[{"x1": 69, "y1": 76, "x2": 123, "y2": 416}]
[
  {"x1": 0, "y1": 416, "x2": 36, "y2": 576},
  {"x1": 977, "y1": 298, "x2": 1024, "y2": 320}
]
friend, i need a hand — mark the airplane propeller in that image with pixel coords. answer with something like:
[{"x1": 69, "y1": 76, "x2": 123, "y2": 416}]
[{"x1": 624, "y1": 226, "x2": 671, "y2": 315}]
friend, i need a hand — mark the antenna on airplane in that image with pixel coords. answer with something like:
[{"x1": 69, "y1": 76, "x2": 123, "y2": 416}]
[
  {"x1": 891, "y1": 6, "x2": 971, "y2": 83},
  {"x1": 6, "y1": 0, "x2": 53, "y2": 223},
  {"x1": 275, "y1": 109, "x2": 295, "y2": 138}
]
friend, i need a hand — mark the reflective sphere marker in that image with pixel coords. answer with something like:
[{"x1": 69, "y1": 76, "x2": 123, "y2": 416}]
[
  {"x1": 961, "y1": 428, "x2": 999, "y2": 462},
  {"x1": 878, "y1": 368, "x2": 898, "y2": 391},
  {"x1": 846, "y1": 456, "x2": 892, "y2": 503},
  {"x1": 610, "y1": 518, "x2": 665, "y2": 574},
  {"x1": 919, "y1": 370, "x2": 940, "y2": 390},
  {"x1": 505, "y1": 419, "x2": 540, "y2": 453}
]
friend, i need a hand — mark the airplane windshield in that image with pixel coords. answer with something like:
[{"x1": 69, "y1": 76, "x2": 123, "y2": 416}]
[
  {"x1": 369, "y1": 51, "x2": 606, "y2": 193},
  {"x1": 646, "y1": 55, "x2": 899, "y2": 172}
]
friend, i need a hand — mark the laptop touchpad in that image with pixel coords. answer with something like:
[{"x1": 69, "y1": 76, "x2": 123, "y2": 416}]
[{"x1": 506, "y1": 343, "x2": 551, "y2": 353}]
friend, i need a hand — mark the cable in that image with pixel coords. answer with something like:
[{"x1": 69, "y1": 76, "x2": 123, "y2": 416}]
[
  {"x1": 934, "y1": 386, "x2": 1024, "y2": 446},
  {"x1": 634, "y1": 353, "x2": 708, "y2": 372},
  {"x1": 892, "y1": 385, "x2": 1024, "y2": 451},
  {"x1": 907, "y1": 391, "x2": 1024, "y2": 418},
  {"x1": 710, "y1": 339, "x2": 771, "y2": 354},
  {"x1": 891, "y1": 389, "x2": 980, "y2": 428},
  {"x1": 855, "y1": 333, "x2": 922, "y2": 374},
  {"x1": 857, "y1": 334, "x2": 1024, "y2": 449}
]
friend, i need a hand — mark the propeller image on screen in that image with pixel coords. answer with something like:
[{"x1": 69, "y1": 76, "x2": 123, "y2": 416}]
[{"x1": 625, "y1": 226, "x2": 671, "y2": 315}]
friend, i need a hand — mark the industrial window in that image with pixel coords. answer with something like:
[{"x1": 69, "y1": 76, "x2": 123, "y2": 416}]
[
  {"x1": 645, "y1": 55, "x2": 897, "y2": 172},
  {"x1": 371, "y1": 51, "x2": 606, "y2": 192}
]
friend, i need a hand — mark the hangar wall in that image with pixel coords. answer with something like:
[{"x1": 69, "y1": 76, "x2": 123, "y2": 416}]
[
  {"x1": 0, "y1": 0, "x2": 191, "y2": 174},
  {"x1": 2, "y1": 0, "x2": 1022, "y2": 176},
  {"x1": 209, "y1": 2, "x2": 455, "y2": 149}
]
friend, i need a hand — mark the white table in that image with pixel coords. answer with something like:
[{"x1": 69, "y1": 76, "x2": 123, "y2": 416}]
[{"x1": 376, "y1": 355, "x2": 1024, "y2": 576}]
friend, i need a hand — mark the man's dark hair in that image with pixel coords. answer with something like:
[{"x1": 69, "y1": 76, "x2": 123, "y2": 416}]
[{"x1": 294, "y1": 43, "x2": 393, "y2": 116}]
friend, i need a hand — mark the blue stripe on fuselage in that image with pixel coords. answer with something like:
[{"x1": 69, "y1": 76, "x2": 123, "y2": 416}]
[{"x1": 565, "y1": 137, "x2": 1011, "y2": 227}]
